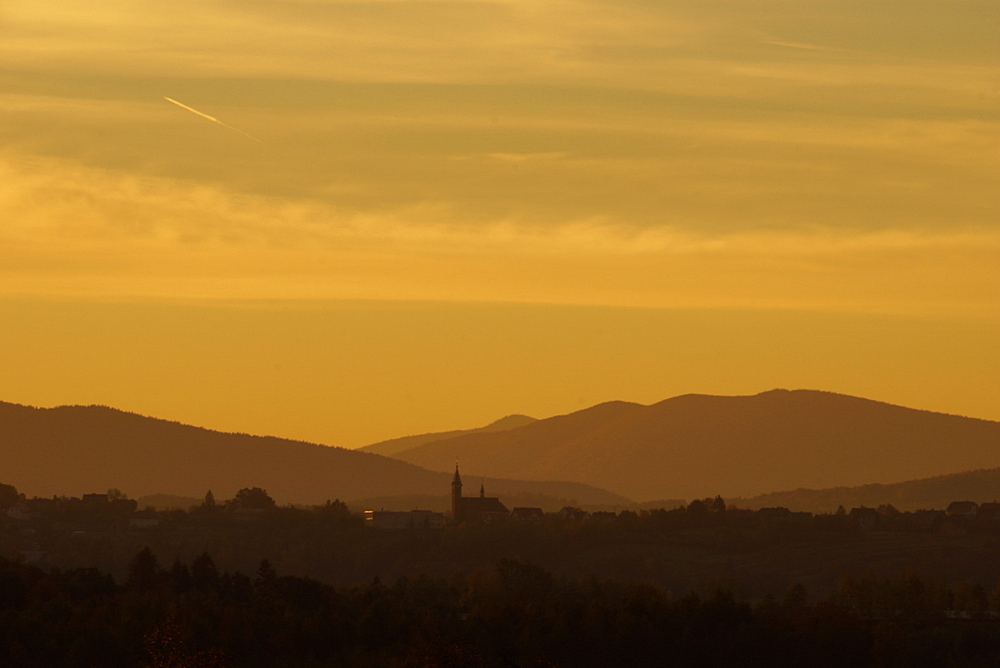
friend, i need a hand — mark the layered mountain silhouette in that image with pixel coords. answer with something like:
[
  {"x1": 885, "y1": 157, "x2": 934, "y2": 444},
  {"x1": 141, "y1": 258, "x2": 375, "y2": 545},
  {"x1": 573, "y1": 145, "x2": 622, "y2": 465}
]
[
  {"x1": 0, "y1": 402, "x2": 626, "y2": 507},
  {"x1": 390, "y1": 390, "x2": 1000, "y2": 501},
  {"x1": 359, "y1": 414, "x2": 536, "y2": 457},
  {"x1": 734, "y1": 468, "x2": 1000, "y2": 514}
]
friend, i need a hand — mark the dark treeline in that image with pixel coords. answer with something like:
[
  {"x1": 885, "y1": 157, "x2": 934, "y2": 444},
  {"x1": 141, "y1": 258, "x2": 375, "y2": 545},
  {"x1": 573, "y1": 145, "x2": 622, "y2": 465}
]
[
  {"x1": 7, "y1": 485, "x2": 1000, "y2": 600},
  {"x1": 4, "y1": 553, "x2": 1000, "y2": 668}
]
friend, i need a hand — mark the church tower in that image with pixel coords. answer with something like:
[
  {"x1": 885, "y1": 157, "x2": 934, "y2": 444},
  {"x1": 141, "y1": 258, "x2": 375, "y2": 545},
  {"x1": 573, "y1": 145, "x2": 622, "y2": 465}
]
[{"x1": 451, "y1": 464, "x2": 463, "y2": 521}]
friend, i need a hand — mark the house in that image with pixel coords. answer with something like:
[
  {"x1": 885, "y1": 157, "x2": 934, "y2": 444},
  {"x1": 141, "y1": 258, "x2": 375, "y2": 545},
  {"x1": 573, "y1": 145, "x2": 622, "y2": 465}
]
[
  {"x1": 946, "y1": 501, "x2": 979, "y2": 518},
  {"x1": 510, "y1": 507, "x2": 544, "y2": 523},
  {"x1": 451, "y1": 467, "x2": 508, "y2": 524},
  {"x1": 82, "y1": 493, "x2": 110, "y2": 507},
  {"x1": 977, "y1": 502, "x2": 1000, "y2": 522},
  {"x1": 129, "y1": 510, "x2": 161, "y2": 528},
  {"x1": 6, "y1": 502, "x2": 39, "y2": 521},
  {"x1": 942, "y1": 501, "x2": 980, "y2": 534},
  {"x1": 557, "y1": 507, "x2": 590, "y2": 522},
  {"x1": 364, "y1": 509, "x2": 446, "y2": 530}
]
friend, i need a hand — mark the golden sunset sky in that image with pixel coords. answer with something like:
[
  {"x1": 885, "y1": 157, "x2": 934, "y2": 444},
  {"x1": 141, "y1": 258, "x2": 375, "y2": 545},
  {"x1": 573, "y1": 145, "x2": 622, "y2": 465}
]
[{"x1": 1, "y1": 0, "x2": 998, "y2": 447}]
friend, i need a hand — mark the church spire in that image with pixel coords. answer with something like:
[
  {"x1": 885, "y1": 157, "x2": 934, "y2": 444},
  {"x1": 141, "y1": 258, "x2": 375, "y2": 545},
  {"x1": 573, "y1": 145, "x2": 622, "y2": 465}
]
[
  {"x1": 480, "y1": 481, "x2": 485, "y2": 498},
  {"x1": 451, "y1": 463, "x2": 463, "y2": 522}
]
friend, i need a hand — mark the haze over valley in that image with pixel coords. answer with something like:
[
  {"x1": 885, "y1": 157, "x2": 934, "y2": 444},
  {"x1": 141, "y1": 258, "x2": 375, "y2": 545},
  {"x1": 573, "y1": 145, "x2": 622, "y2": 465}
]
[
  {"x1": 381, "y1": 389, "x2": 1000, "y2": 502},
  {"x1": 0, "y1": 401, "x2": 623, "y2": 509},
  {"x1": 5, "y1": 389, "x2": 1000, "y2": 513}
]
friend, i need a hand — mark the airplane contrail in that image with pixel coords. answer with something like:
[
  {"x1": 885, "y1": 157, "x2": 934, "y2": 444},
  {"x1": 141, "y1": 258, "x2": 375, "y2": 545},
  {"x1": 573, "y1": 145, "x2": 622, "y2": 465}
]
[{"x1": 164, "y1": 97, "x2": 261, "y2": 143}]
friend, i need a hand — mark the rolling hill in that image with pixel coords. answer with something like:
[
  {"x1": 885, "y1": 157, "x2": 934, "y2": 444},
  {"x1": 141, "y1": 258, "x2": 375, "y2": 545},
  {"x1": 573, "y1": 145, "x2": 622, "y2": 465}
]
[
  {"x1": 358, "y1": 414, "x2": 536, "y2": 457},
  {"x1": 0, "y1": 401, "x2": 627, "y2": 507},
  {"x1": 391, "y1": 390, "x2": 1000, "y2": 502},
  {"x1": 733, "y1": 468, "x2": 1000, "y2": 513}
]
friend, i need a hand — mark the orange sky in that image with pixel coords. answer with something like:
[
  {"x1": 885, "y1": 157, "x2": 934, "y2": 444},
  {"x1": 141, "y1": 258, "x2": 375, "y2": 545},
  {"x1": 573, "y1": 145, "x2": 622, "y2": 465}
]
[{"x1": 1, "y1": 0, "x2": 997, "y2": 446}]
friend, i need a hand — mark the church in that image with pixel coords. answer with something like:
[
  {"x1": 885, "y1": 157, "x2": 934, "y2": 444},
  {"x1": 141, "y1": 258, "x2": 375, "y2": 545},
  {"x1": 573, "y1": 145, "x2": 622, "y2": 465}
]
[{"x1": 451, "y1": 465, "x2": 509, "y2": 524}]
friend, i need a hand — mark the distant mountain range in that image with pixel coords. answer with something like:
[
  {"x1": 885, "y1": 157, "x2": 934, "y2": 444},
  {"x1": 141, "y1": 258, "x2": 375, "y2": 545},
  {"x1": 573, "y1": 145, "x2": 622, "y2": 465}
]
[
  {"x1": 7, "y1": 390, "x2": 1000, "y2": 511},
  {"x1": 358, "y1": 414, "x2": 536, "y2": 457},
  {"x1": 386, "y1": 390, "x2": 1000, "y2": 502},
  {"x1": 0, "y1": 402, "x2": 626, "y2": 508},
  {"x1": 733, "y1": 468, "x2": 1000, "y2": 514}
]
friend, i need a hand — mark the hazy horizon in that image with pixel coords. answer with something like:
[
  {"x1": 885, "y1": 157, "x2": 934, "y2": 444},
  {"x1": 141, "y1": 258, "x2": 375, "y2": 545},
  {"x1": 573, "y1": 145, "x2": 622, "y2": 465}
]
[
  {"x1": 0, "y1": 374, "x2": 1000, "y2": 457},
  {"x1": 6, "y1": 388, "x2": 1000, "y2": 509},
  {"x1": 2, "y1": 0, "x2": 997, "y2": 448},
  {"x1": 5, "y1": 383, "x2": 1000, "y2": 452}
]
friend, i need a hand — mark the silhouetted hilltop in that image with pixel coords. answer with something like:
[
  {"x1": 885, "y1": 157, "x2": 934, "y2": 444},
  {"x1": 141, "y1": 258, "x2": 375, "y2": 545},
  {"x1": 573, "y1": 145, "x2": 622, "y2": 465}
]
[
  {"x1": 358, "y1": 414, "x2": 537, "y2": 456},
  {"x1": 0, "y1": 402, "x2": 627, "y2": 506},
  {"x1": 393, "y1": 390, "x2": 1000, "y2": 502},
  {"x1": 734, "y1": 468, "x2": 1000, "y2": 513}
]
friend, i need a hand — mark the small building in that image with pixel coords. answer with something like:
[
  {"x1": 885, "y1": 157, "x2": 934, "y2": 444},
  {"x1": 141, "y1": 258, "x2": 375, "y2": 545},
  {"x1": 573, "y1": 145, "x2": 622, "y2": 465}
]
[
  {"x1": 364, "y1": 510, "x2": 446, "y2": 530},
  {"x1": 6, "y1": 503, "x2": 39, "y2": 521},
  {"x1": 977, "y1": 502, "x2": 1000, "y2": 522},
  {"x1": 82, "y1": 493, "x2": 110, "y2": 507},
  {"x1": 942, "y1": 501, "x2": 980, "y2": 534},
  {"x1": 946, "y1": 501, "x2": 979, "y2": 518},
  {"x1": 129, "y1": 510, "x2": 161, "y2": 528},
  {"x1": 557, "y1": 507, "x2": 590, "y2": 522},
  {"x1": 511, "y1": 507, "x2": 544, "y2": 523}
]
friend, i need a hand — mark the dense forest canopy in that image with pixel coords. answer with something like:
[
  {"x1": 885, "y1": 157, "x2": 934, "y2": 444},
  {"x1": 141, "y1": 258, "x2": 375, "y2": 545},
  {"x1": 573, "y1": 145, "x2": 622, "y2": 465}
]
[{"x1": 4, "y1": 552, "x2": 1000, "y2": 667}]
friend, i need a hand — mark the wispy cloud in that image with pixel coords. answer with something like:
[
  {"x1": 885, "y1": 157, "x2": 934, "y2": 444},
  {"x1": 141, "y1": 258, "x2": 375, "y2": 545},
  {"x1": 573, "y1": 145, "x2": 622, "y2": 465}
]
[
  {"x1": 2, "y1": 0, "x2": 997, "y2": 313},
  {"x1": 1, "y1": 152, "x2": 996, "y2": 314},
  {"x1": 760, "y1": 39, "x2": 852, "y2": 54}
]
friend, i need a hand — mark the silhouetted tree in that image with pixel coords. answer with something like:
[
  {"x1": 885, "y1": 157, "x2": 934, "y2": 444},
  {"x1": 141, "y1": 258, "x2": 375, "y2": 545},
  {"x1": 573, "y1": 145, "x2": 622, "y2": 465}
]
[
  {"x1": 711, "y1": 495, "x2": 726, "y2": 513},
  {"x1": 191, "y1": 552, "x2": 220, "y2": 592},
  {"x1": 687, "y1": 499, "x2": 708, "y2": 516},
  {"x1": 170, "y1": 559, "x2": 192, "y2": 594},
  {"x1": 127, "y1": 546, "x2": 161, "y2": 593},
  {"x1": 0, "y1": 482, "x2": 19, "y2": 508},
  {"x1": 203, "y1": 490, "x2": 216, "y2": 508},
  {"x1": 228, "y1": 487, "x2": 275, "y2": 510},
  {"x1": 322, "y1": 498, "x2": 350, "y2": 517},
  {"x1": 256, "y1": 559, "x2": 277, "y2": 592}
]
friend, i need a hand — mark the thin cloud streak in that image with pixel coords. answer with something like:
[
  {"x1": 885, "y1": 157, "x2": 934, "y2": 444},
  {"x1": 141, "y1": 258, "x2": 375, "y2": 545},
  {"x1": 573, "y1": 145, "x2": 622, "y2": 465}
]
[
  {"x1": 164, "y1": 97, "x2": 261, "y2": 143},
  {"x1": 760, "y1": 39, "x2": 853, "y2": 54}
]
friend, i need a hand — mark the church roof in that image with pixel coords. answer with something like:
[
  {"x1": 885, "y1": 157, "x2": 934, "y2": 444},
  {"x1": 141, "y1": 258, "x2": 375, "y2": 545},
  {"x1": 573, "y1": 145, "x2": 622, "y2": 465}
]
[
  {"x1": 459, "y1": 497, "x2": 508, "y2": 514},
  {"x1": 452, "y1": 465, "x2": 462, "y2": 486}
]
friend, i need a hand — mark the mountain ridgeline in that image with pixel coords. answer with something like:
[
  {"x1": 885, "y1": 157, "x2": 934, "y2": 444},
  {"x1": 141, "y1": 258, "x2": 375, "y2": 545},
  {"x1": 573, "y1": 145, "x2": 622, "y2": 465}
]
[
  {"x1": 358, "y1": 414, "x2": 537, "y2": 457},
  {"x1": 6, "y1": 390, "x2": 1000, "y2": 511},
  {"x1": 732, "y1": 468, "x2": 1000, "y2": 514},
  {"x1": 0, "y1": 402, "x2": 626, "y2": 508},
  {"x1": 387, "y1": 390, "x2": 1000, "y2": 502}
]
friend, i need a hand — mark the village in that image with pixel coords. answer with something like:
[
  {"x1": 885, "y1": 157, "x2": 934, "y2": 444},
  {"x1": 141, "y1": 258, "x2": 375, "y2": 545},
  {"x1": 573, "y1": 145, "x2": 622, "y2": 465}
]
[{"x1": 3, "y1": 470, "x2": 998, "y2": 544}]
